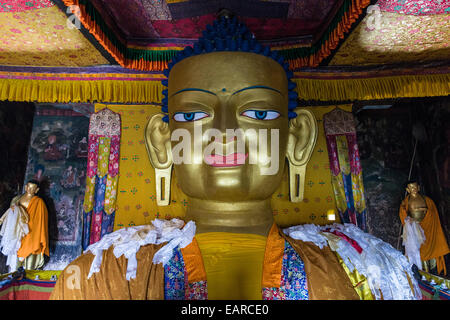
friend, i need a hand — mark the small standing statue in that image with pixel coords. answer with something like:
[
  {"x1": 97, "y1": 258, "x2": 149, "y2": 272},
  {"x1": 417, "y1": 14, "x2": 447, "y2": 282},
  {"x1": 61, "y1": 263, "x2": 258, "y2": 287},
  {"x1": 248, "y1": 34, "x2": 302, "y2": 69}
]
[
  {"x1": 0, "y1": 180, "x2": 49, "y2": 271},
  {"x1": 399, "y1": 181, "x2": 450, "y2": 275}
]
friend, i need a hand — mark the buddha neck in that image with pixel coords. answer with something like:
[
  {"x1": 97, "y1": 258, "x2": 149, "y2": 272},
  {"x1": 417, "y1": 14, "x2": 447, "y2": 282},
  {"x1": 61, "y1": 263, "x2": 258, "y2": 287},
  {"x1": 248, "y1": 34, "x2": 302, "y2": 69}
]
[{"x1": 185, "y1": 198, "x2": 274, "y2": 237}]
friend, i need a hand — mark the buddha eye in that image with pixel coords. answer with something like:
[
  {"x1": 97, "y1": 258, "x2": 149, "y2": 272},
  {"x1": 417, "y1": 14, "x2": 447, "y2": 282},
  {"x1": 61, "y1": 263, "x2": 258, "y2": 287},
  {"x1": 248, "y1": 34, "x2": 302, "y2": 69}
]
[
  {"x1": 241, "y1": 110, "x2": 280, "y2": 120},
  {"x1": 173, "y1": 112, "x2": 209, "y2": 122}
]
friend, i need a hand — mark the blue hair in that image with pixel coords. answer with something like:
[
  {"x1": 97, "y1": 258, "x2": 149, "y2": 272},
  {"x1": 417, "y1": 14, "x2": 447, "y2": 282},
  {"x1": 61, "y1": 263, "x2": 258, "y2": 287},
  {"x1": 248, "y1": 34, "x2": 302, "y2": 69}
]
[{"x1": 160, "y1": 16, "x2": 298, "y2": 123}]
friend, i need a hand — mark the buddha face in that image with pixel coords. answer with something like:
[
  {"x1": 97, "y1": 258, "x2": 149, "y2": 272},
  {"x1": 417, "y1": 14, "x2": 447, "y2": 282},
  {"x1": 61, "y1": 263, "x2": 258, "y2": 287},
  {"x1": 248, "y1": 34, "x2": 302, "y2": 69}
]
[
  {"x1": 166, "y1": 52, "x2": 289, "y2": 201},
  {"x1": 406, "y1": 182, "x2": 420, "y2": 196},
  {"x1": 24, "y1": 182, "x2": 39, "y2": 196},
  {"x1": 146, "y1": 51, "x2": 317, "y2": 206}
]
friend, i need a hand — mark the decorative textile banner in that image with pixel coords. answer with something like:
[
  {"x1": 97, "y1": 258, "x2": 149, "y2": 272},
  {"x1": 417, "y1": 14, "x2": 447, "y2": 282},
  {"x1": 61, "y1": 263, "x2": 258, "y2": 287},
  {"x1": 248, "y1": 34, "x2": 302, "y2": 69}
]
[
  {"x1": 95, "y1": 104, "x2": 340, "y2": 231},
  {"x1": 293, "y1": 66, "x2": 450, "y2": 102},
  {"x1": 82, "y1": 108, "x2": 121, "y2": 250},
  {"x1": 23, "y1": 105, "x2": 90, "y2": 270},
  {"x1": 323, "y1": 107, "x2": 367, "y2": 231},
  {"x1": 0, "y1": 66, "x2": 165, "y2": 104},
  {"x1": 0, "y1": 64, "x2": 448, "y2": 104}
]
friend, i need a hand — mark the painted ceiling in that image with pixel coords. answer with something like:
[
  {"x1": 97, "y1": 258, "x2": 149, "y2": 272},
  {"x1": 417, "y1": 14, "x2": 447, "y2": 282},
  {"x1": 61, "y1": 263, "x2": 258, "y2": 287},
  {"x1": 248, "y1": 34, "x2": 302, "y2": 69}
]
[
  {"x1": 0, "y1": 0, "x2": 108, "y2": 66},
  {"x1": 330, "y1": 0, "x2": 450, "y2": 65},
  {"x1": 0, "y1": 0, "x2": 448, "y2": 69},
  {"x1": 55, "y1": 0, "x2": 374, "y2": 71},
  {"x1": 87, "y1": 0, "x2": 340, "y2": 44}
]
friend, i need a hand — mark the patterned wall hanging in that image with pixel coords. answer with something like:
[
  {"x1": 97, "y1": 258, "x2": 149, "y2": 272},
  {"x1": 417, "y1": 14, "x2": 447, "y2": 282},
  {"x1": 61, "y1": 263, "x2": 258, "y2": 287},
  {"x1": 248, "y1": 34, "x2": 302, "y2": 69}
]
[
  {"x1": 323, "y1": 107, "x2": 367, "y2": 231},
  {"x1": 82, "y1": 108, "x2": 121, "y2": 250}
]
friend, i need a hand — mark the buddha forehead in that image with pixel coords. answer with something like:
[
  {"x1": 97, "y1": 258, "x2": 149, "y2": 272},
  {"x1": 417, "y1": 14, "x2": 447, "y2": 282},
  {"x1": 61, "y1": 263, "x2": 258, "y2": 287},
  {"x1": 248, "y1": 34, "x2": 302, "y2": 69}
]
[
  {"x1": 26, "y1": 182, "x2": 38, "y2": 191},
  {"x1": 168, "y1": 51, "x2": 288, "y2": 96}
]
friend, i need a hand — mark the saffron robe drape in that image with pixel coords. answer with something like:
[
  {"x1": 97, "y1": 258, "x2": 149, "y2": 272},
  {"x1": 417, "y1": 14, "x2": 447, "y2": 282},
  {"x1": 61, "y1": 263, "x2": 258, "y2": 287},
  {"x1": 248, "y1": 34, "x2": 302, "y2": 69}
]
[{"x1": 9, "y1": 196, "x2": 50, "y2": 270}]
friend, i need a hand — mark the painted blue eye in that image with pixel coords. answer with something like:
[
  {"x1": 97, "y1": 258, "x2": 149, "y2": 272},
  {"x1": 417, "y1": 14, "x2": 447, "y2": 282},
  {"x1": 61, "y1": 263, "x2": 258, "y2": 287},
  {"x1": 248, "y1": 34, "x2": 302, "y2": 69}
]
[
  {"x1": 241, "y1": 110, "x2": 280, "y2": 120},
  {"x1": 173, "y1": 112, "x2": 209, "y2": 122}
]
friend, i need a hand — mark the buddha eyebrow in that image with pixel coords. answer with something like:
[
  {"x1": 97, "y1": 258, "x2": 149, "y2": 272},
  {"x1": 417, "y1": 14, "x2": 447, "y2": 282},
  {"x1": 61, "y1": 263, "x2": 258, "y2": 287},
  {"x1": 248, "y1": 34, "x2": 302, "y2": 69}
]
[
  {"x1": 232, "y1": 85, "x2": 282, "y2": 96},
  {"x1": 170, "y1": 88, "x2": 217, "y2": 97}
]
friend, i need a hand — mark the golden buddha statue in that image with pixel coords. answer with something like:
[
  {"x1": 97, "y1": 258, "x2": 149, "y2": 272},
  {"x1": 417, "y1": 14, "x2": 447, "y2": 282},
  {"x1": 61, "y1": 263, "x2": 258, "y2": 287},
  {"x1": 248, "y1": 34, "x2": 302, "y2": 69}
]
[
  {"x1": 399, "y1": 181, "x2": 450, "y2": 274},
  {"x1": 50, "y1": 16, "x2": 421, "y2": 300},
  {"x1": 0, "y1": 180, "x2": 49, "y2": 270}
]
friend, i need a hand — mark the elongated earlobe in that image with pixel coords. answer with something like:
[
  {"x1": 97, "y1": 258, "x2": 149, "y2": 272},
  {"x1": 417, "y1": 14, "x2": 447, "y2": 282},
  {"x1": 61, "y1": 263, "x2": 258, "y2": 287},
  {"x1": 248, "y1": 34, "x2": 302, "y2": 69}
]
[
  {"x1": 145, "y1": 113, "x2": 173, "y2": 206},
  {"x1": 286, "y1": 108, "x2": 318, "y2": 202},
  {"x1": 154, "y1": 167, "x2": 172, "y2": 206}
]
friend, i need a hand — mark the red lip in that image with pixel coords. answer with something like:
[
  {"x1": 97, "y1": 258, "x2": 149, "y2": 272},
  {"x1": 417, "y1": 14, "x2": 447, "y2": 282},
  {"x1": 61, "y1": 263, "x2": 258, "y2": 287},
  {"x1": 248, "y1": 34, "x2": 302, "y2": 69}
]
[{"x1": 204, "y1": 153, "x2": 248, "y2": 167}]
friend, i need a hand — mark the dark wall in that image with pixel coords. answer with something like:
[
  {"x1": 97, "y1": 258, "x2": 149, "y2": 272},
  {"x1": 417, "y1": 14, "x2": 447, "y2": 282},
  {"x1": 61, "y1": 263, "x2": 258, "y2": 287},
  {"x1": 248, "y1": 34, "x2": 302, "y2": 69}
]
[
  {"x1": 0, "y1": 102, "x2": 36, "y2": 273},
  {"x1": 355, "y1": 104, "x2": 413, "y2": 249},
  {"x1": 355, "y1": 97, "x2": 450, "y2": 274}
]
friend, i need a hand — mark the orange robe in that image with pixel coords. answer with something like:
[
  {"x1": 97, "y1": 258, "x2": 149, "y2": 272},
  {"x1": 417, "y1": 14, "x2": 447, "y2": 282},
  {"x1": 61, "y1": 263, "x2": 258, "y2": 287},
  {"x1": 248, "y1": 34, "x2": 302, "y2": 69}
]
[
  {"x1": 399, "y1": 196, "x2": 450, "y2": 275},
  {"x1": 17, "y1": 196, "x2": 49, "y2": 259}
]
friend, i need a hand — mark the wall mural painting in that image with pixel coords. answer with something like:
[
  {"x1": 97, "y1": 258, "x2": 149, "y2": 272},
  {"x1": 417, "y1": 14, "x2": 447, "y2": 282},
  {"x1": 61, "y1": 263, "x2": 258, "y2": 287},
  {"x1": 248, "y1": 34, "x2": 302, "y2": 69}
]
[{"x1": 23, "y1": 105, "x2": 92, "y2": 270}]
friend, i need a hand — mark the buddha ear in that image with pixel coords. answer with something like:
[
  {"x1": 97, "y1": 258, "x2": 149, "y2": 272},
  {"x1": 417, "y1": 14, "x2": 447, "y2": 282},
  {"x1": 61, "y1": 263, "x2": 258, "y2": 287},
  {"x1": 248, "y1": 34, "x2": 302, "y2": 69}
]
[
  {"x1": 145, "y1": 113, "x2": 173, "y2": 206},
  {"x1": 286, "y1": 108, "x2": 318, "y2": 202}
]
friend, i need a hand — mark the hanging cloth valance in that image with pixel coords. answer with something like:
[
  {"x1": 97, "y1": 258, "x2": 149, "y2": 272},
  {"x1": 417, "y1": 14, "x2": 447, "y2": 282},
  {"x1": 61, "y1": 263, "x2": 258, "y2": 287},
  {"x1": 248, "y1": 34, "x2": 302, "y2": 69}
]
[
  {"x1": 323, "y1": 107, "x2": 367, "y2": 231},
  {"x1": 82, "y1": 108, "x2": 121, "y2": 250}
]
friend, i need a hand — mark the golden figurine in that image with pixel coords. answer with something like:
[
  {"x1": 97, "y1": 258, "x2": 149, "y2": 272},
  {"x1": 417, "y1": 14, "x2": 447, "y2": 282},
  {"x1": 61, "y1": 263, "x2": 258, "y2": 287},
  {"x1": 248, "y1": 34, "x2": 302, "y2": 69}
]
[
  {"x1": 0, "y1": 180, "x2": 49, "y2": 270},
  {"x1": 399, "y1": 181, "x2": 450, "y2": 274}
]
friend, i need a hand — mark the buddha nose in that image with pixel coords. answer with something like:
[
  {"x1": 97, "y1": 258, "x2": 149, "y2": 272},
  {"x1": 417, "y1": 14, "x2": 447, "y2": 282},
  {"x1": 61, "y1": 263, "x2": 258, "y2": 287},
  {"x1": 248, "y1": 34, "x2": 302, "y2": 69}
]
[{"x1": 213, "y1": 104, "x2": 238, "y2": 142}]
